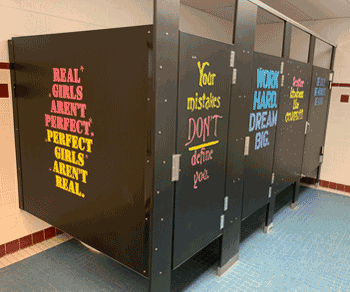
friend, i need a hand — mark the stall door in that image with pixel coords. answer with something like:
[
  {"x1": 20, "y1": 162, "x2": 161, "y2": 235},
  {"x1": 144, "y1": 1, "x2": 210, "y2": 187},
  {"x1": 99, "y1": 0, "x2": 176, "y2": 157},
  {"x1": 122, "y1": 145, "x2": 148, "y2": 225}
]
[
  {"x1": 173, "y1": 32, "x2": 234, "y2": 268},
  {"x1": 302, "y1": 66, "x2": 332, "y2": 177},
  {"x1": 272, "y1": 60, "x2": 312, "y2": 194},
  {"x1": 242, "y1": 52, "x2": 282, "y2": 219}
]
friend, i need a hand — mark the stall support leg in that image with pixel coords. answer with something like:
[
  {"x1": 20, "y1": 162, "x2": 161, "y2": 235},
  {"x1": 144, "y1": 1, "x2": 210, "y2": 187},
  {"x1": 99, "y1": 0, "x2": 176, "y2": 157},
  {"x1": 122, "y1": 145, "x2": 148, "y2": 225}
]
[
  {"x1": 315, "y1": 165, "x2": 321, "y2": 187},
  {"x1": 217, "y1": 222, "x2": 240, "y2": 277},
  {"x1": 291, "y1": 180, "x2": 300, "y2": 209},
  {"x1": 264, "y1": 197, "x2": 275, "y2": 234}
]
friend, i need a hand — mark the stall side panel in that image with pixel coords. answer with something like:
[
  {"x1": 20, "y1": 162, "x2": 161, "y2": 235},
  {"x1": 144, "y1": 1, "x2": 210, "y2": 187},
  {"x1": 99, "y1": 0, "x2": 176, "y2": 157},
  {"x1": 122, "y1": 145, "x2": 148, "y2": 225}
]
[{"x1": 12, "y1": 26, "x2": 152, "y2": 274}]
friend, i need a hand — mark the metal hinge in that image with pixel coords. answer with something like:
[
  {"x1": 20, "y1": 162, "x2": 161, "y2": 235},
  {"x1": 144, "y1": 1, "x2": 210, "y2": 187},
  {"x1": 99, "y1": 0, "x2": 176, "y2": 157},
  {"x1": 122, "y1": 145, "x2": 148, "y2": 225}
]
[
  {"x1": 281, "y1": 75, "x2": 285, "y2": 87},
  {"x1": 230, "y1": 51, "x2": 235, "y2": 67},
  {"x1": 271, "y1": 173, "x2": 275, "y2": 184},
  {"x1": 224, "y1": 196, "x2": 228, "y2": 211},
  {"x1": 232, "y1": 68, "x2": 237, "y2": 84},
  {"x1": 220, "y1": 214, "x2": 225, "y2": 229},
  {"x1": 268, "y1": 187, "x2": 272, "y2": 198},
  {"x1": 280, "y1": 62, "x2": 284, "y2": 74},
  {"x1": 305, "y1": 121, "x2": 310, "y2": 135},
  {"x1": 320, "y1": 146, "x2": 324, "y2": 155},
  {"x1": 244, "y1": 136, "x2": 250, "y2": 156},
  {"x1": 171, "y1": 154, "x2": 181, "y2": 182},
  {"x1": 329, "y1": 72, "x2": 334, "y2": 81},
  {"x1": 329, "y1": 81, "x2": 332, "y2": 89},
  {"x1": 319, "y1": 155, "x2": 323, "y2": 163}
]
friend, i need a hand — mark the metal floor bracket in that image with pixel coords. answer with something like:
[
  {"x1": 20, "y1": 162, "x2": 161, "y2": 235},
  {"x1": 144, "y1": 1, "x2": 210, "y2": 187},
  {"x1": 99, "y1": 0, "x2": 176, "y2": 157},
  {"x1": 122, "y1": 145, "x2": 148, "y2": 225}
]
[
  {"x1": 217, "y1": 253, "x2": 239, "y2": 277},
  {"x1": 263, "y1": 223, "x2": 273, "y2": 234}
]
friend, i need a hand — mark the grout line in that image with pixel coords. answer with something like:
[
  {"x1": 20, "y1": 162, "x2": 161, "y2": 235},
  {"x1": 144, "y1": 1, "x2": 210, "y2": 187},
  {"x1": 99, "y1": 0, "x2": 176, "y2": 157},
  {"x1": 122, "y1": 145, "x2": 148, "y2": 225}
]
[
  {"x1": 4, "y1": 254, "x2": 20, "y2": 265},
  {"x1": 11, "y1": 250, "x2": 24, "y2": 261},
  {"x1": 0, "y1": 256, "x2": 11, "y2": 267},
  {"x1": 17, "y1": 249, "x2": 32, "y2": 260},
  {"x1": 36, "y1": 242, "x2": 49, "y2": 251},
  {"x1": 30, "y1": 245, "x2": 43, "y2": 254},
  {"x1": 24, "y1": 246, "x2": 36, "y2": 256}
]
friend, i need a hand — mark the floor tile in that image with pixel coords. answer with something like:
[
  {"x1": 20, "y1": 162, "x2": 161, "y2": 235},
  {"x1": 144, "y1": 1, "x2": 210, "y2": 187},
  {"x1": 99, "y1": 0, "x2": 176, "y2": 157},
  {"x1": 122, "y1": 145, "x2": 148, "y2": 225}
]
[{"x1": 1, "y1": 188, "x2": 350, "y2": 291}]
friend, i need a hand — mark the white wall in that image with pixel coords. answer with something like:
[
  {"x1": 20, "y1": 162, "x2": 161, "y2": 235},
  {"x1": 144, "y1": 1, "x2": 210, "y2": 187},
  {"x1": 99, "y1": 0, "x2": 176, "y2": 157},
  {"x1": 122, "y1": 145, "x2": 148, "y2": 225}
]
[
  {"x1": 254, "y1": 22, "x2": 284, "y2": 57},
  {"x1": 180, "y1": 5, "x2": 233, "y2": 44},
  {"x1": 0, "y1": 0, "x2": 234, "y2": 245},
  {"x1": 0, "y1": 0, "x2": 154, "y2": 245}
]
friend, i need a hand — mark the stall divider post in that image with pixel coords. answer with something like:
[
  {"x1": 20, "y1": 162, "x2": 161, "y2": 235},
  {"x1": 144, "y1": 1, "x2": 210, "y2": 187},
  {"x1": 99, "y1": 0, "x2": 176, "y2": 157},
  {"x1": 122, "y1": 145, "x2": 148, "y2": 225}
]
[
  {"x1": 148, "y1": 0, "x2": 180, "y2": 291},
  {"x1": 264, "y1": 21, "x2": 292, "y2": 233},
  {"x1": 298, "y1": 35, "x2": 316, "y2": 199},
  {"x1": 297, "y1": 36, "x2": 316, "y2": 207},
  {"x1": 218, "y1": 0, "x2": 258, "y2": 277}
]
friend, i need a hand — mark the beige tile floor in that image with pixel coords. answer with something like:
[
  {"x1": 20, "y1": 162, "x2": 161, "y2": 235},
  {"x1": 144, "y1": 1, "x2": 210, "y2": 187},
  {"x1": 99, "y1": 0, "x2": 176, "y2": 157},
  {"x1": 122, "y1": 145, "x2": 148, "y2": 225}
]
[{"x1": 0, "y1": 233, "x2": 73, "y2": 269}]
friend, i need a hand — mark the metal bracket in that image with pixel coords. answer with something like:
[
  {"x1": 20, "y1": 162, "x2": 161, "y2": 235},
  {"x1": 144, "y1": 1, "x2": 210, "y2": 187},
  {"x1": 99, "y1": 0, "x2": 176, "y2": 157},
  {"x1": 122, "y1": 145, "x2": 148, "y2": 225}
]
[
  {"x1": 268, "y1": 187, "x2": 272, "y2": 198},
  {"x1": 232, "y1": 68, "x2": 237, "y2": 84},
  {"x1": 271, "y1": 173, "x2": 275, "y2": 184},
  {"x1": 264, "y1": 223, "x2": 273, "y2": 234},
  {"x1": 305, "y1": 121, "x2": 310, "y2": 135},
  {"x1": 224, "y1": 196, "x2": 228, "y2": 211},
  {"x1": 281, "y1": 75, "x2": 285, "y2": 87},
  {"x1": 329, "y1": 81, "x2": 332, "y2": 89},
  {"x1": 230, "y1": 51, "x2": 235, "y2": 67},
  {"x1": 171, "y1": 154, "x2": 181, "y2": 182},
  {"x1": 244, "y1": 136, "x2": 250, "y2": 156},
  {"x1": 319, "y1": 155, "x2": 323, "y2": 163},
  {"x1": 329, "y1": 72, "x2": 334, "y2": 81},
  {"x1": 220, "y1": 215, "x2": 225, "y2": 230},
  {"x1": 280, "y1": 62, "x2": 284, "y2": 74}
]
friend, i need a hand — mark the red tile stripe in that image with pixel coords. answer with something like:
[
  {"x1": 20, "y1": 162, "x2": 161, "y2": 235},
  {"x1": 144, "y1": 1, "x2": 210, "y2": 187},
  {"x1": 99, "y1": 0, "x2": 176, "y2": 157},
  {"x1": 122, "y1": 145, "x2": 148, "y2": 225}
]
[
  {"x1": 0, "y1": 227, "x2": 66, "y2": 258},
  {"x1": 332, "y1": 83, "x2": 350, "y2": 87},
  {"x1": 0, "y1": 84, "x2": 9, "y2": 98},
  {"x1": 0, "y1": 62, "x2": 10, "y2": 70},
  {"x1": 302, "y1": 177, "x2": 350, "y2": 194}
]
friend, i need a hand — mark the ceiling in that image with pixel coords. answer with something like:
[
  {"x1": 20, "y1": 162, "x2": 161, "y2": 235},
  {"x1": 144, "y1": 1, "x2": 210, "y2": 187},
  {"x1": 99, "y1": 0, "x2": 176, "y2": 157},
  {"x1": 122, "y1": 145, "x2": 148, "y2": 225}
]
[{"x1": 180, "y1": 0, "x2": 350, "y2": 23}]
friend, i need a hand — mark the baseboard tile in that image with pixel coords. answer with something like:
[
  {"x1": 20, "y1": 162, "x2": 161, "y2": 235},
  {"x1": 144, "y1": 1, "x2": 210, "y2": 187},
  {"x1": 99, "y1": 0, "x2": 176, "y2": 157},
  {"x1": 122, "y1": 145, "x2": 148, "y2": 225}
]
[
  {"x1": 0, "y1": 226, "x2": 68, "y2": 260},
  {"x1": 301, "y1": 178, "x2": 350, "y2": 197}
]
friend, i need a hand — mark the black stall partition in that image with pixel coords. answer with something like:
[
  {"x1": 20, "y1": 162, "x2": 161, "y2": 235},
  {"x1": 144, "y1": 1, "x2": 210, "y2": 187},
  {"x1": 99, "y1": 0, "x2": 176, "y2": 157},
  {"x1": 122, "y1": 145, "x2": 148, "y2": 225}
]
[
  {"x1": 10, "y1": 26, "x2": 155, "y2": 276},
  {"x1": 9, "y1": 26, "x2": 237, "y2": 291},
  {"x1": 8, "y1": 0, "x2": 337, "y2": 291}
]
